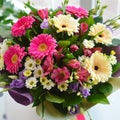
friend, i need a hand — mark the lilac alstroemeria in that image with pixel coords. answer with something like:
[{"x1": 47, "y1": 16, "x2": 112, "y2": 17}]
[
  {"x1": 69, "y1": 105, "x2": 79, "y2": 115},
  {"x1": 10, "y1": 79, "x2": 25, "y2": 88},
  {"x1": 69, "y1": 83, "x2": 79, "y2": 92},
  {"x1": 80, "y1": 87, "x2": 90, "y2": 98},
  {"x1": 19, "y1": 71, "x2": 27, "y2": 81},
  {"x1": 40, "y1": 19, "x2": 49, "y2": 29}
]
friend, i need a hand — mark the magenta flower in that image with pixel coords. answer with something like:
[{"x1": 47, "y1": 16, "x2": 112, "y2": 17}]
[
  {"x1": 83, "y1": 48, "x2": 93, "y2": 57},
  {"x1": 29, "y1": 34, "x2": 57, "y2": 59},
  {"x1": 11, "y1": 16, "x2": 35, "y2": 37},
  {"x1": 66, "y1": 6, "x2": 88, "y2": 18},
  {"x1": 4, "y1": 45, "x2": 26, "y2": 73},
  {"x1": 67, "y1": 59, "x2": 81, "y2": 69},
  {"x1": 70, "y1": 44, "x2": 79, "y2": 52},
  {"x1": 77, "y1": 67, "x2": 90, "y2": 82},
  {"x1": 37, "y1": 8, "x2": 48, "y2": 19},
  {"x1": 42, "y1": 55, "x2": 54, "y2": 76},
  {"x1": 51, "y1": 67, "x2": 70, "y2": 84},
  {"x1": 80, "y1": 22, "x2": 88, "y2": 35}
]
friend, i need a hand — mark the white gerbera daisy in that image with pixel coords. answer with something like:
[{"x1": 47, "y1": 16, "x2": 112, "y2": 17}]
[
  {"x1": 88, "y1": 23, "x2": 112, "y2": 45},
  {"x1": 50, "y1": 14, "x2": 79, "y2": 36},
  {"x1": 25, "y1": 77, "x2": 38, "y2": 89},
  {"x1": 25, "y1": 58, "x2": 36, "y2": 70},
  {"x1": 85, "y1": 51, "x2": 112, "y2": 84},
  {"x1": 83, "y1": 39, "x2": 95, "y2": 48},
  {"x1": 57, "y1": 83, "x2": 68, "y2": 92},
  {"x1": 34, "y1": 65, "x2": 43, "y2": 78}
]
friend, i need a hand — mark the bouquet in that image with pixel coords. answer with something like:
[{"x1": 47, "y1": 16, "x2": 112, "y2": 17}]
[{"x1": 0, "y1": 0, "x2": 120, "y2": 119}]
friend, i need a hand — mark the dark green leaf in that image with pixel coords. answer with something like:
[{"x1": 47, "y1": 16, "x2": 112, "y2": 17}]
[
  {"x1": 98, "y1": 83, "x2": 113, "y2": 95},
  {"x1": 112, "y1": 62, "x2": 120, "y2": 74},
  {"x1": 63, "y1": 93, "x2": 82, "y2": 107},
  {"x1": 87, "y1": 94, "x2": 109, "y2": 104},
  {"x1": 58, "y1": 40, "x2": 70, "y2": 48},
  {"x1": 68, "y1": 35, "x2": 78, "y2": 44},
  {"x1": 94, "y1": 16, "x2": 103, "y2": 23},
  {"x1": 45, "y1": 93, "x2": 64, "y2": 104},
  {"x1": 0, "y1": 0, "x2": 4, "y2": 8},
  {"x1": 111, "y1": 38, "x2": 120, "y2": 46}
]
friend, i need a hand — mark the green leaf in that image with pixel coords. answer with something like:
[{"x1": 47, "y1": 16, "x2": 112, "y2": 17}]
[
  {"x1": 63, "y1": 93, "x2": 82, "y2": 107},
  {"x1": 24, "y1": 2, "x2": 37, "y2": 14},
  {"x1": 98, "y1": 83, "x2": 113, "y2": 95},
  {"x1": 94, "y1": 16, "x2": 103, "y2": 23},
  {"x1": 45, "y1": 93, "x2": 64, "y2": 104},
  {"x1": 68, "y1": 35, "x2": 78, "y2": 44},
  {"x1": 112, "y1": 62, "x2": 120, "y2": 74},
  {"x1": 87, "y1": 94, "x2": 109, "y2": 104},
  {"x1": 66, "y1": 53, "x2": 75, "y2": 59},
  {"x1": 0, "y1": 0, "x2": 4, "y2": 8},
  {"x1": 58, "y1": 40, "x2": 70, "y2": 48},
  {"x1": 111, "y1": 38, "x2": 120, "y2": 46}
]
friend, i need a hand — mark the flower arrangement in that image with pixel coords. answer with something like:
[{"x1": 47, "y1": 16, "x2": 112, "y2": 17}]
[{"x1": 0, "y1": 0, "x2": 120, "y2": 119}]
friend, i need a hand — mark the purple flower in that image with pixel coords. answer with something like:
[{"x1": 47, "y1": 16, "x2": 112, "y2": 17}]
[
  {"x1": 69, "y1": 105, "x2": 79, "y2": 115},
  {"x1": 19, "y1": 71, "x2": 27, "y2": 81},
  {"x1": 69, "y1": 83, "x2": 79, "y2": 92},
  {"x1": 40, "y1": 19, "x2": 49, "y2": 29},
  {"x1": 10, "y1": 79, "x2": 25, "y2": 88},
  {"x1": 80, "y1": 88, "x2": 90, "y2": 98}
]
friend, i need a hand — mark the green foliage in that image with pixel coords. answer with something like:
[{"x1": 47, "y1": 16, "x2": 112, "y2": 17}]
[
  {"x1": 58, "y1": 40, "x2": 70, "y2": 48},
  {"x1": 87, "y1": 94, "x2": 109, "y2": 104},
  {"x1": 63, "y1": 93, "x2": 82, "y2": 107},
  {"x1": 45, "y1": 92, "x2": 64, "y2": 104},
  {"x1": 112, "y1": 62, "x2": 120, "y2": 75}
]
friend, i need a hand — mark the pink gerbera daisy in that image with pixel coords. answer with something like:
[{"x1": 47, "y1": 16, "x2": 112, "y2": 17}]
[
  {"x1": 11, "y1": 16, "x2": 35, "y2": 37},
  {"x1": 4, "y1": 45, "x2": 26, "y2": 74},
  {"x1": 51, "y1": 67, "x2": 70, "y2": 84},
  {"x1": 28, "y1": 34, "x2": 57, "y2": 59},
  {"x1": 66, "y1": 6, "x2": 88, "y2": 18}
]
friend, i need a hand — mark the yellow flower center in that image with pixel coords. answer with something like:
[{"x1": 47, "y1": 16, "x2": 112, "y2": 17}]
[
  {"x1": 11, "y1": 54, "x2": 18, "y2": 64},
  {"x1": 38, "y1": 43, "x2": 47, "y2": 52}
]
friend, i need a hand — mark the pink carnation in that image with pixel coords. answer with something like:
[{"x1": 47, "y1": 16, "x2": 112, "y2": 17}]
[
  {"x1": 77, "y1": 67, "x2": 90, "y2": 82},
  {"x1": 29, "y1": 34, "x2": 57, "y2": 59},
  {"x1": 42, "y1": 55, "x2": 54, "y2": 76},
  {"x1": 4, "y1": 45, "x2": 26, "y2": 74},
  {"x1": 70, "y1": 44, "x2": 79, "y2": 52},
  {"x1": 66, "y1": 6, "x2": 88, "y2": 18},
  {"x1": 67, "y1": 59, "x2": 81, "y2": 69},
  {"x1": 11, "y1": 16, "x2": 35, "y2": 37},
  {"x1": 51, "y1": 67, "x2": 70, "y2": 84},
  {"x1": 37, "y1": 8, "x2": 48, "y2": 19}
]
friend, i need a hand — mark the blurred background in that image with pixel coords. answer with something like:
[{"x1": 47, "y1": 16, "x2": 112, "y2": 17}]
[{"x1": 0, "y1": 0, "x2": 120, "y2": 120}]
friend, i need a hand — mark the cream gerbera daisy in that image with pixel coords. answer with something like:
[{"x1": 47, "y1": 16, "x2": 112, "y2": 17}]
[
  {"x1": 88, "y1": 23, "x2": 112, "y2": 45},
  {"x1": 50, "y1": 14, "x2": 79, "y2": 36},
  {"x1": 85, "y1": 51, "x2": 112, "y2": 84}
]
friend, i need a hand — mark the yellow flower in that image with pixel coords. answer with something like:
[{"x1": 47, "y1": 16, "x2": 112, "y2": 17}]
[
  {"x1": 85, "y1": 51, "x2": 112, "y2": 84},
  {"x1": 40, "y1": 77, "x2": 48, "y2": 85},
  {"x1": 35, "y1": 59, "x2": 41, "y2": 65},
  {"x1": 50, "y1": 14, "x2": 79, "y2": 36},
  {"x1": 88, "y1": 23, "x2": 112, "y2": 45},
  {"x1": 23, "y1": 70, "x2": 32, "y2": 77}
]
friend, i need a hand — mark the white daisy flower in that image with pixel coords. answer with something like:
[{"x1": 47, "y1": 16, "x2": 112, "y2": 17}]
[
  {"x1": 25, "y1": 58, "x2": 36, "y2": 70},
  {"x1": 57, "y1": 83, "x2": 68, "y2": 92},
  {"x1": 40, "y1": 77, "x2": 48, "y2": 85},
  {"x1": 109, "y1": 55, "x2": 117, "y2": 65},
  {"x1": 43, "y1": 80, "x2": 55, "y2": 90},
  {"x1": 25, "y1": 77, "x2": 38, "y2": 89},
  {"x1": 34, "y1": 65, "x2": 43, "y2": 78},
  {"x1": 83, "y1": 39, "x2": 95, "y2": 49},
  {"x1": 0, "y1": 54, "x2": 4, "y2": 70}
]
